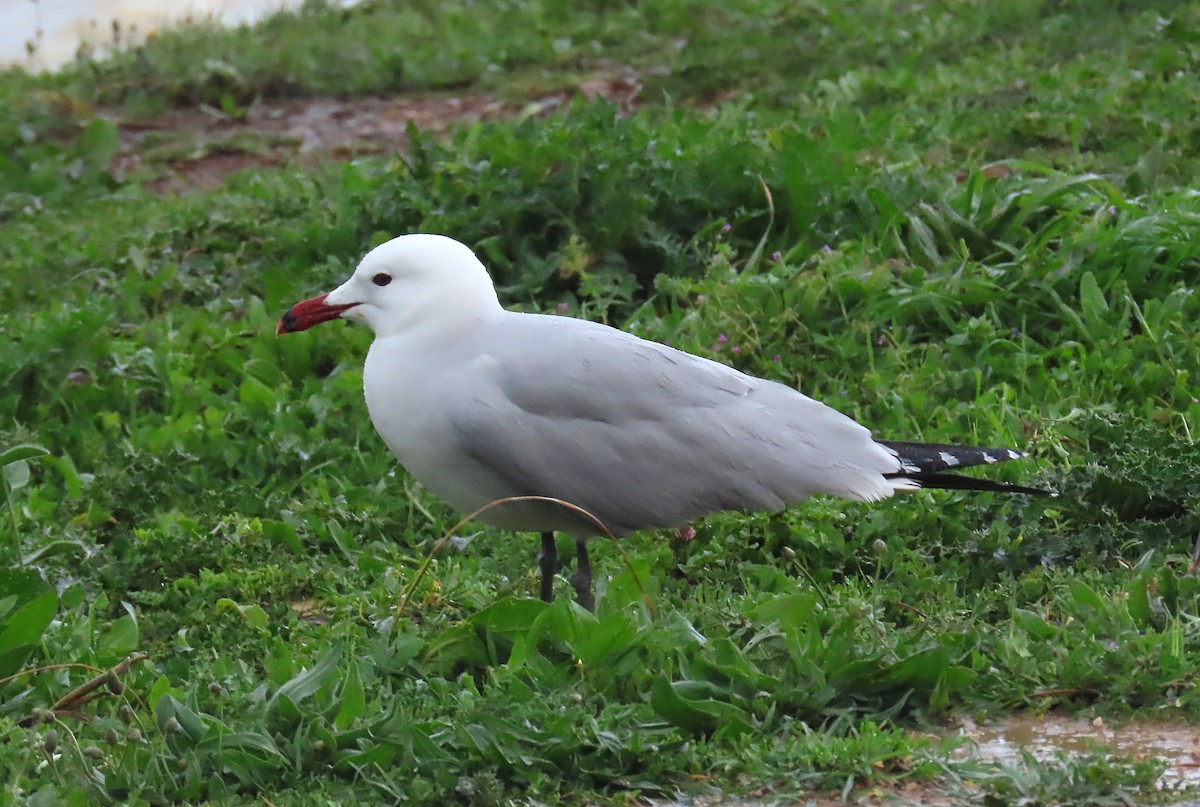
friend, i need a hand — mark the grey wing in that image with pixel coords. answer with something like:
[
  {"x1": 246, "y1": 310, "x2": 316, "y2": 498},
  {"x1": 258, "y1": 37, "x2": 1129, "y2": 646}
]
[{"x1": 447, "y1": 317, "x2": 904, "y2": 535}]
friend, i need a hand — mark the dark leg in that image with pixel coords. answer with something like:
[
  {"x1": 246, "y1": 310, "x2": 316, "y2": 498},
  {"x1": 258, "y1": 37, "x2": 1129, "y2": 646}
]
[
  {"x1": 569, "y1": 537, "x2": 594, "y2": 611},
  {"x1": 537, "y1": 532, "x2": 557, "y2": 603}
]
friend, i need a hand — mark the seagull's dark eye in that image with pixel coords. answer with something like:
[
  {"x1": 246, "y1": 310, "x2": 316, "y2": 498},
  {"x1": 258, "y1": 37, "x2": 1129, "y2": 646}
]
[{"x1": 372, "y1": 273, "x2": 392, "y2": 287}]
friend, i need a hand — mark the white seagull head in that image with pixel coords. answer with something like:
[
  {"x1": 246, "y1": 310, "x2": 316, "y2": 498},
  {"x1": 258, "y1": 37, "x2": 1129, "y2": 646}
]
[{"x1": 277, "y1": 234, "x2": 501, "y2": 338}]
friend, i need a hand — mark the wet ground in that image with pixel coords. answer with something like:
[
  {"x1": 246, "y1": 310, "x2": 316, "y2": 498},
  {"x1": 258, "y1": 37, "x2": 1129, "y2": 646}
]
[
  {"x1": 960, "y1": 713, "x2": 1200, "y2": 788},
  {"x1": 643, "y1": 716, "x2": 1200, "y2": 805},
  {"x1": 107, "y1": 70, "x2": 642, "y2": 193}
]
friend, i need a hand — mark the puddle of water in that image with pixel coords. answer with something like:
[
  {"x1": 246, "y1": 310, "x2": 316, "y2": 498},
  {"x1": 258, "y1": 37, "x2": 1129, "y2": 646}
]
[
  {"x1": 1, "y1": 0, "x2": 354, "y2": 70},
  {"x1": 960, "y1": 714, "x2": 1200, "y2": 787}
]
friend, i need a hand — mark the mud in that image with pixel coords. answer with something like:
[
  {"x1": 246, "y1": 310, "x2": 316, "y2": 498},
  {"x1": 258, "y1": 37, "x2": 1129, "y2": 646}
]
[
  {"x1": 960, "y1": 713, "x2": 1200, "y2": 787},
  {"x1": 107, "y1": 70, "x2": 642, "y2": 193}
]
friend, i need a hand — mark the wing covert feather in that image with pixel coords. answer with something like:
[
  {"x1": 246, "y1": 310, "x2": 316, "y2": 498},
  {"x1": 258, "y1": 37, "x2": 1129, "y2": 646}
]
[{"x1": 446, "y1": 314, "x2": 900, "y2": 534}]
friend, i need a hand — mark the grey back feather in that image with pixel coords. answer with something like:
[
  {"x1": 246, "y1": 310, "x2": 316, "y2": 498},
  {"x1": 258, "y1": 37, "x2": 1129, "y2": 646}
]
[{"x1": 444, "y1": 314, "x2": 900, "y2": 536}]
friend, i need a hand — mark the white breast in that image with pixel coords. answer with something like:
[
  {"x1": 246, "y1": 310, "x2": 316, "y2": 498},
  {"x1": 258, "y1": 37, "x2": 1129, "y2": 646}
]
[{"x1": 362, "y1": 335, "x2": 503, "y2": 516}]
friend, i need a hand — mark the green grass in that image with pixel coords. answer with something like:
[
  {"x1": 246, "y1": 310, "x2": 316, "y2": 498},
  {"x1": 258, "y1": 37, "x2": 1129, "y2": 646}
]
[{"x1": 3, "y1": 0, "x2": 1200, "y2": 804}]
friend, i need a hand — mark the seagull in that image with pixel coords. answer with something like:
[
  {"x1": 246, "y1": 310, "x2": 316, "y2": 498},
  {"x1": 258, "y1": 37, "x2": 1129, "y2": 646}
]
[{"x1": 278, "y1": 234, "x2": 1047, "y2": 608}]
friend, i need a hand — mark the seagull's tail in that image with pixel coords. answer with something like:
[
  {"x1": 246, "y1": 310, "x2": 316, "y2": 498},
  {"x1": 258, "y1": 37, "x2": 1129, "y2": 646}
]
[{"x1": 878, "y1": 440, "x2": 1055, "y2": 496}]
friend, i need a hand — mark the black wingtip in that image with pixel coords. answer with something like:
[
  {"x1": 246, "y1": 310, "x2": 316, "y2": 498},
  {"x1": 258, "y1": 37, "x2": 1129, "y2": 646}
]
[
  {"x1": 904, "y1": 471, "x2": 1056, "y2": 497},
  {"x1": 879, "y1": 439, "x2": 1052, "y2": 496},
  {"x1": 879, "y1": 440, "x2": 1029, "y2": 475}
]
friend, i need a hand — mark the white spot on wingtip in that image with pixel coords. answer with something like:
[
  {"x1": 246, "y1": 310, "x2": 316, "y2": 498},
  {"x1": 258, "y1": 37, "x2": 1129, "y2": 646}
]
[
  {"x1": 982, "y1": 452, "x2": 998, "y2": 463},
  {"x1": 938, "y1": 451, "x2": 960, "y2": 467},
  {"x1": 1007, "y1": 449, "x2": 1023, "y2": 459}
]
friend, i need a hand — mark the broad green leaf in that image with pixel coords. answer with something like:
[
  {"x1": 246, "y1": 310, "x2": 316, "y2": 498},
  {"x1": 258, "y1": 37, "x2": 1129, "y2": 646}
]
[
  {"x1": 1069, "y1": 580, "x2": 1108, "y2": 617},
  {"x1": 1079, "y1": 270, "x2": 1109, "y2": 333},
  {"x1": 335, "y1": 660, "x2": 365, "y2": 729},
  {"x1": 269, "y1": 642, "x2": 342, "y2": 709},
  {"x1": 905, "y1": 212, "x2": 941, "y2": 266},
  {"x1": 468, "y1": 597, "x2": 546, "y2": 632},
  {"x1": 751, "y1": 592, "x2": 818, "y2": 631},
  {"x1": 932, "y1": 665, "x2": 979, "y2": 710},
  {"x1": 691, "y1": 638, "x2": 778, "y2": 692},
  {"x1": 147, "y1": 675, "x2": 174, "y2": 707},
  {"x1": 1125, "y1": 577, "x2": 1153, "y2": 626},
  {"x1": 379, "y1": 633, "x2": 424, "y2": 672},
  {"x1": 242, "y1": 604, "x2": 270, "y2": 630},
  {"x1": 155, "y1": 694, "x2": 207, "y2": 743},
  {"x1": 271, "y1": 693, "x2": 302, "y2": 721},
  {"x1": 601, "y1": 556, "x2": 656, "y2": 610},
  {"x1": 0, "y1": 589, "x2": 56, "y2": 678},
  {"x1": 98, "y1": 614, "x2": 139, "y2": 661},
  {"x1": 1012, "y1": 608, "x2": 1057, "y2": 641},
  {"x1": 572, "y1": 611, "x2": 641, "y2": 669},
  {"x1": 0, "y1": 567, "x2": 50, "y2": 605},
  {"x1": 238, "y1": 377, "x2": 277, "y2": 412},
  {"x1": 883, "y1": 646, "x2": 952, "y2": 690},
  {"x1": 649, "y1": 676, "x2": 753, "y2": 736},
  {"x1": 0, "y1": 644, "x2": 39, "y2": 680},
  {"x1": 0, "y1": 589, "x2": 56, "y2": 651},
  {"x1": 0, "y1": 444, "x2": 49, "y2": 467},
  {"x1": 261, "y1": 520, "x2": 303, "y2": 554},
  {"x1": 0, "y1": 595, "x2": 15, "y2": 623},
  {"x1": 196, "y1": 730, "x2": 282, "y2": 758}
]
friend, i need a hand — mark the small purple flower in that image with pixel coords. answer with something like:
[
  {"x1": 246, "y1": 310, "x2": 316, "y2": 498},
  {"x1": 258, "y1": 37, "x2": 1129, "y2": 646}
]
[
  {"x1": 557, "y1": 301, "x2": 569, "y2": 312},
  {"x1": 876, "y1": 334, "x2": 886, "y2": 346},
  {"x1": 1107, "y1": 205, "x2": 1117, "y2": 215},
  {"x1": 822, "y1": 244, "x2": 832, "y2": 253},
  {"x1": 731, "y1": 346, "x2": 741, "y2": 353},
  {"x1": 722, "y1": 223, "x2": 732, "y2": 232},
  {"x1": 772, "y1": 354, "x2": 782, "y2": 362},
  {"x1": 717, "y1": 333, "x2": 728, "y2": 343},
  {"x1": 1011, "y1": 327, "x2": 1021, "y2": 337},
  {"x1": 771, "y1": 251, "x2": 782, "y2": 262}
]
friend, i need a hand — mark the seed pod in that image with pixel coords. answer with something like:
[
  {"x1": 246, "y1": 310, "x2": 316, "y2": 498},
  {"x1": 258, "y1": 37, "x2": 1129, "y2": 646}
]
[
  {"x1": 105, "y1": 672, "x2": 125, "y2": 696},
  {"x1": 164, "y1": 716, "x2": 181, "y2": 734},
  {"x1": 125, "y1": 727, "x2": 143, "y2": 744},
  {"x1": 872, "y1": 538, "x2": 888, "y2": 555},
  {"x1": 119, "y1": 704, "x2": 134, "y2": 724},
  {"x1": 42, "y1": 729, "x2": 58, "y2": 754},
  {"x1": 105, "y1": 728, "x2": 121, "y2": 746}
]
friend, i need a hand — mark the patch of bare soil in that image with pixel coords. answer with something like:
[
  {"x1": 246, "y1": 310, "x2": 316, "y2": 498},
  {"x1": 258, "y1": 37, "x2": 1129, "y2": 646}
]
[{"x1": 110, "y1": 69, "x2": 642, "y2": 193}]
